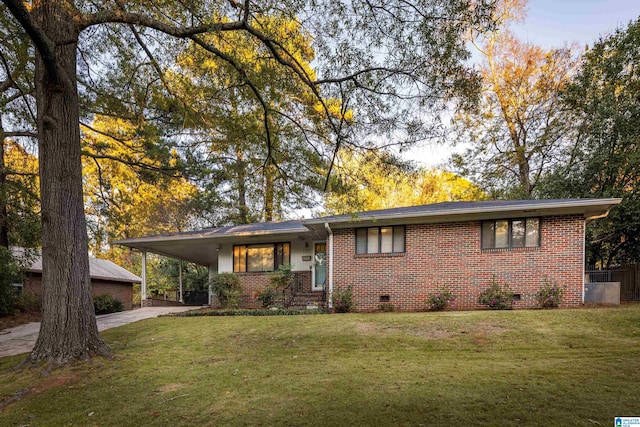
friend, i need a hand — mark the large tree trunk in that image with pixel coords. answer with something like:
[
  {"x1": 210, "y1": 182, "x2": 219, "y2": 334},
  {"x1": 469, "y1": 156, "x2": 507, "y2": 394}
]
[{"x1": 25, "y1": 0, "x2": 110, "y2": 365}]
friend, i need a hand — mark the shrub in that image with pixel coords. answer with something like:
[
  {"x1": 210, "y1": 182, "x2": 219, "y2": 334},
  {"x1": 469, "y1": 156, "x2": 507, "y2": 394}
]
[
  {"x1": 255, "y1": 287, "x2": 281, "y2": 308},
  {"x1": 426, "y1": 287, "x2": 456, "y2": 311},
  {"x1": 93, "y1": 294, "x2": 124, "y2": 314},
  {"x1": 378, "y1": 303, "x2": 395, "y2": 312},
  {"x1": 536, "y1": 279, "x2": 564, "y2": 308},
  {"x1": 0, "y1": 247, "x2": 21, "y2": 316},
  {"x1": 14, "y1": 292, "x2": 41, "y2": 313},
  {"x1": 268, "y1": 264, "x2": 293, "y2": 289},
  {"x1": 332, "y1": 286, "x2": 355, "y2": 313},
  {"x1": 209, "y1": 273, "x2": 243, "y2": 308},
  {"x1": 478, "y1": 276, "x2": 514, "y2": 310}
]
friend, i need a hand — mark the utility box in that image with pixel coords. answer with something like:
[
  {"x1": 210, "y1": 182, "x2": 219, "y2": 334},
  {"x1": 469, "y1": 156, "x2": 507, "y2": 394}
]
[{"x1": 584, "y1": 282, "x2": 621, "y2": 304}]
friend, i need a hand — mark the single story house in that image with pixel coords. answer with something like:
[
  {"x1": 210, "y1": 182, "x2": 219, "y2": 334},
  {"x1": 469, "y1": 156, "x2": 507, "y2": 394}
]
[
  {"x1": 115, "y1": 198, "x2": 621, "y2": 311},
  {"x1": 11, "y1": 247, "x2": 141, "y2": 310}
]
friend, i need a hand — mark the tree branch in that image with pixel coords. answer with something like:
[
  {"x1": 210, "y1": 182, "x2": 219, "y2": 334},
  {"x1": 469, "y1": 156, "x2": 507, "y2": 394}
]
[
  {"x1": 1, "y1": 0, "x2": 72, "y2": 90},
  {"x1": 78, "y1": 10, "x2": 244, "y2": 35}
]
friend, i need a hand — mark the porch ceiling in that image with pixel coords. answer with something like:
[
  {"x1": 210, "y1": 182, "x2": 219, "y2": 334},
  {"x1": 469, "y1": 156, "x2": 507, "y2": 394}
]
[{"x1": 114, "y1": 221, "x2": 318, "y2": 266}]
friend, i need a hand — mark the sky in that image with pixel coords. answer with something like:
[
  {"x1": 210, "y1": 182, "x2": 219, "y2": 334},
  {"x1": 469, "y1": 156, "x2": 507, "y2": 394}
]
[{"x1": 403, "y1": 0, "x2": 640, "y2": 168}]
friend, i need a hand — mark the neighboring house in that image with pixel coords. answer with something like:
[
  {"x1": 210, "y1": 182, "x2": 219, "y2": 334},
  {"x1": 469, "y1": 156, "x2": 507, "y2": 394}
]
[
  {"x1": 11, "y1": 247, "x2": 141, "y2": 311},
  {"x1": 115, "y1": 198, "x2": 621, "y2": 311}
]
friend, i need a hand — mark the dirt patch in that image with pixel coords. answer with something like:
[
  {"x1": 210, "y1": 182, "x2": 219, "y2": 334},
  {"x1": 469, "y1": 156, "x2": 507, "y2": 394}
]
[
  {"x1": 0, "y1": 311, "x2": 42, "y2": 332},
  {"x1": 157, "y1": 383, "x2": 184, "y2": 393}
]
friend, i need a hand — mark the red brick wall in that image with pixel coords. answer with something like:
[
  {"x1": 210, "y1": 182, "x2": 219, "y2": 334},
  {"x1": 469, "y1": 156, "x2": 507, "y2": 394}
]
[
  {"x1": 332, "y1": 215, "x2": 585, "y2": 311},
  {"x1": 215, "y1": 270, "x2": 311, "y2": 308},
  {"x1": 23, "y1": 275, "x2": 135, "y2": 311}
]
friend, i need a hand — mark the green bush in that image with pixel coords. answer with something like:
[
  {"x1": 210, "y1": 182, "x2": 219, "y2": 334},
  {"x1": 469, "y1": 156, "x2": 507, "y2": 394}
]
[
  {"x1": 209, "y1": 273, "x2": 244, "y2": 308},
  {"x1": 536, "y1": 280, "x2": 564, "y2": 308},
  {"x1": 478, "y1": 276, "x2": 514, "y2": 310},
  {"x1": 0, "y1": 247, "x2": 21, "y2": 316},
  {"x1": 268, "y1": 264, "x2": 292, "y2": 289},
  {"x1": 93, "y1": 294, "x2": 124, "y2": 314},
  {"x1": 255, "y1": 287, "x2": 281, "y2": 308},
  {"x1": 14, "y1": 292, "x2": 41, "y2": 313},
  {"x1": 426, "y1": 287, "x2": 456, "y2": 311},
  {"x1": 332, "y1": 286, "x2": 355, "y2": 313}
]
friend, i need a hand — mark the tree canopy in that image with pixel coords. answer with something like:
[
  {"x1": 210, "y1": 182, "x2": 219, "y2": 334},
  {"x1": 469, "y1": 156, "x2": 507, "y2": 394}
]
[
  {"x1": 541, "y1": 17, "x2": 640, "y2": 266},
  {"x1": 1, "y1": 0, "x2": 496, "y2": 365}
]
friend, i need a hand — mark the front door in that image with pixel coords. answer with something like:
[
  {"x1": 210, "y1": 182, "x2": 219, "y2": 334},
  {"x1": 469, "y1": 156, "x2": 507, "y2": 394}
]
[{"x1": 313, "y1": 242, "x2": 326, "y2": 290}]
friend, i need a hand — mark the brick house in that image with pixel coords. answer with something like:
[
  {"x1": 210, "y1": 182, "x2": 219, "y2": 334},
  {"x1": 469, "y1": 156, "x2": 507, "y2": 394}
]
[
  {"x1": 12, "y1": 248, "x2": 141, "y2": 311},
  {"x1": 116, "y1": 198, "x2": 620, "y2": 311}
]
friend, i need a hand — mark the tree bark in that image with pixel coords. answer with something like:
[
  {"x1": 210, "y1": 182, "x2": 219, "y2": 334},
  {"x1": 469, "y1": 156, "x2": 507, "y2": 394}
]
[{"x1": 25, "y1": 0, "x2": 110, "y2": 365}]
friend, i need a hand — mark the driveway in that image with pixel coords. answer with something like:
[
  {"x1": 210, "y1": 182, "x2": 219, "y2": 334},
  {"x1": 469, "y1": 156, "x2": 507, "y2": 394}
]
[{"x1": 0, "y1": 306, "x2": 200, "y2": 358}]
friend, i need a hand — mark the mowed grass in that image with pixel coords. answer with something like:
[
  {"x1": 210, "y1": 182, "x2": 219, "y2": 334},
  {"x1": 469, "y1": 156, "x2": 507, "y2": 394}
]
[{"x1": 1, "y1": 306, "x2": 639, "y2": 426}]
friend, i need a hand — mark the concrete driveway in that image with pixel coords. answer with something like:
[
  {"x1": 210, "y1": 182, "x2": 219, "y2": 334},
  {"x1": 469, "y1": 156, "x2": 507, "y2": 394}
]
[{"x1": 0, "y1": 306, "x2": 200, "y2": 358}]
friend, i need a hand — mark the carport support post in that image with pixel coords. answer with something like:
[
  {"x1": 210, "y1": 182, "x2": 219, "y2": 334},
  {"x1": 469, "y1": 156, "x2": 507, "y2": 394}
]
[
  {"x1": 141, "y1": 250, "x2": 147, "y2": 306},
  {"x1": 179, "y1": 260, "x2": 184, "y2": 303}
]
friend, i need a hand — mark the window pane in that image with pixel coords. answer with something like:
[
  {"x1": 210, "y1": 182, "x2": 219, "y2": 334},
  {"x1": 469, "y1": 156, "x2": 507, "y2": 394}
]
[
  {"x1": 511, "y1": 220, "x2": 525, "y2": 248},
  {"x1": 283, "y1": 243, "x2": 290, "y2": 266},
  {"x1": 233, "y1": 245, "x2": 247, "y2": 272},
  {"x1": 495, "y1": 220, "x2": 509, "y2": 248},
  {"x1": 247, "y1": 244, "x2": 274, "y2": 272},
  {"x1": 356, "y1": 228, "x2": 367, "y2": 254},
  {"x1": 367, "y1": 228, "x2": 379, "y2": 253},
  {"x1": 481, "y1": 221, "x2": 495, "y2": 249},
  {"x1": 393, "y1": 226, "x2": 405, "y2": 253},
  {"x1": 380, "y1": 227, "x2": 393, "y2": 253},
  {"x1": 526, "y1": 218, "x2": 540, "y2": 247}
]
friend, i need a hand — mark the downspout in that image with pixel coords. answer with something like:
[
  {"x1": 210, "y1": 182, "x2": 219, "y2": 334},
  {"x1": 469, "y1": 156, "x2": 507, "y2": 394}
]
[
  {"x1": 324, "y1": 222, "x2": 334, "y2": 309},
  {"x1": 582, "y1": 219, "x2": 586, "y2": 304}
]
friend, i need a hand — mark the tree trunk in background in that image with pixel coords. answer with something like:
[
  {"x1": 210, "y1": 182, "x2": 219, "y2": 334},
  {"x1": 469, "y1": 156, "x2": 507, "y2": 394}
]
[
  {"x1": 25, "y1": 0, "x2": 110, "y2": 365},
  {"x1": 236, "y1": 149, "x2": 249, "y2": 224},
  {"x1": 264, "y1": 159, "x2": 275, "y2": 222},
  {"x1": 0, "y1": 122, "x2": 9, "y2": 248}
]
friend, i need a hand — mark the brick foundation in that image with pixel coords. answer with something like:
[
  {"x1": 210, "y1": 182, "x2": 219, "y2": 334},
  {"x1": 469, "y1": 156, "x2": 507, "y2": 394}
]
[
  {"x1": 211, "y1": 270, "x2": 312, "y2": 308},
  {"x1": 331, "y1": 215, "x2": 585, "y2": 311}
]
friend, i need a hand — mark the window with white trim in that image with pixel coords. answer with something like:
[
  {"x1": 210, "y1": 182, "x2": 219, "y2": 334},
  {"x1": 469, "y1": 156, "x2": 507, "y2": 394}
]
[
  {"x1": 481, "y1": 218, "x2": 540, "y2": 249},
  {"x1": 356, "y1": 226, "x2": 405, "y2": 254}
]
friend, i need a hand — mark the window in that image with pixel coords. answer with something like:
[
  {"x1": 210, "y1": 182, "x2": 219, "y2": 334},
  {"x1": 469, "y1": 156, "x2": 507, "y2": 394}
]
[
  {"x1": 11, "y1": 283, "x2": 23, "y2": 295},
  {"x1": 481, "y1": 218, "x2": 540, "y2": 250},
  {"x1": 233, "y1": 243, "x2": 290, "y2": 272},
  {"x1": 356, "y1": 226, "x2": 405, "y2": 254}
]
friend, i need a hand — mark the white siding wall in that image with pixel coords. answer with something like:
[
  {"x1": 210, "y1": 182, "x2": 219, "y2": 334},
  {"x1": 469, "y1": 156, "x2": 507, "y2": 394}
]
[{"x1": 218, "y1": 238, "x2": 314, "y2": 273}]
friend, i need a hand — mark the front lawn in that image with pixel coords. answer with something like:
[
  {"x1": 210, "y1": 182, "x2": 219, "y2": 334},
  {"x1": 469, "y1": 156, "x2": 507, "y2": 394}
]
[{"x1": 1, "y1": 306, "x2": 639, "y2": 426}]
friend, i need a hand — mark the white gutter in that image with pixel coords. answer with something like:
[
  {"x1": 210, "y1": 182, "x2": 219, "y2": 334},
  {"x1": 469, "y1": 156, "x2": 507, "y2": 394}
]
[{"x1": 324, "y1": 222, "x2": 334, "y2": 309}]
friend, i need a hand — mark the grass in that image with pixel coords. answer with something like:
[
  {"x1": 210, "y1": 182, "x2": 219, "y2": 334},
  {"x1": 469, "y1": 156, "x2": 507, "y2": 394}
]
[{"x1": 1, "y1": 306, "x2": 639, "y2": 426}]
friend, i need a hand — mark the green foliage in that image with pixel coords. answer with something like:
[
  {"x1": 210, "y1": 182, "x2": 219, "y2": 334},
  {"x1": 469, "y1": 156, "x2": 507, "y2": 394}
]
[
  {"x1": 13, "y1": 292, "x2": 41, "y2": 313},
  {"x1": 209, "y1": 273, "x2": 244, "y2": 309},
  {"x1": 93, "y1": 294, "x2": 124, "y2": 315},
  {"x1": 478, "y1": 277, "x2": 514, "y2": 310},
  {"x1": 332, "y1": 286, "x2": 355, "y2": 313},
  {"x1": 255, "y1": 287, "x2": 281, "y2": 308},
  {"x1": 541, "y1": 18, "x2": 640, "y2": 265},
  {"x1": 426, "y1": 287, "x2": 456, "y2": 311},
  {"x1": 0, "y1": 247, "x2": 22, "y2": 316},
  {"x1": 536, "y1": 280, "x2": 564, "y2": 309},
  {"x1": 268, "y1": 264, "x2": 293, "y2": 289}
]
